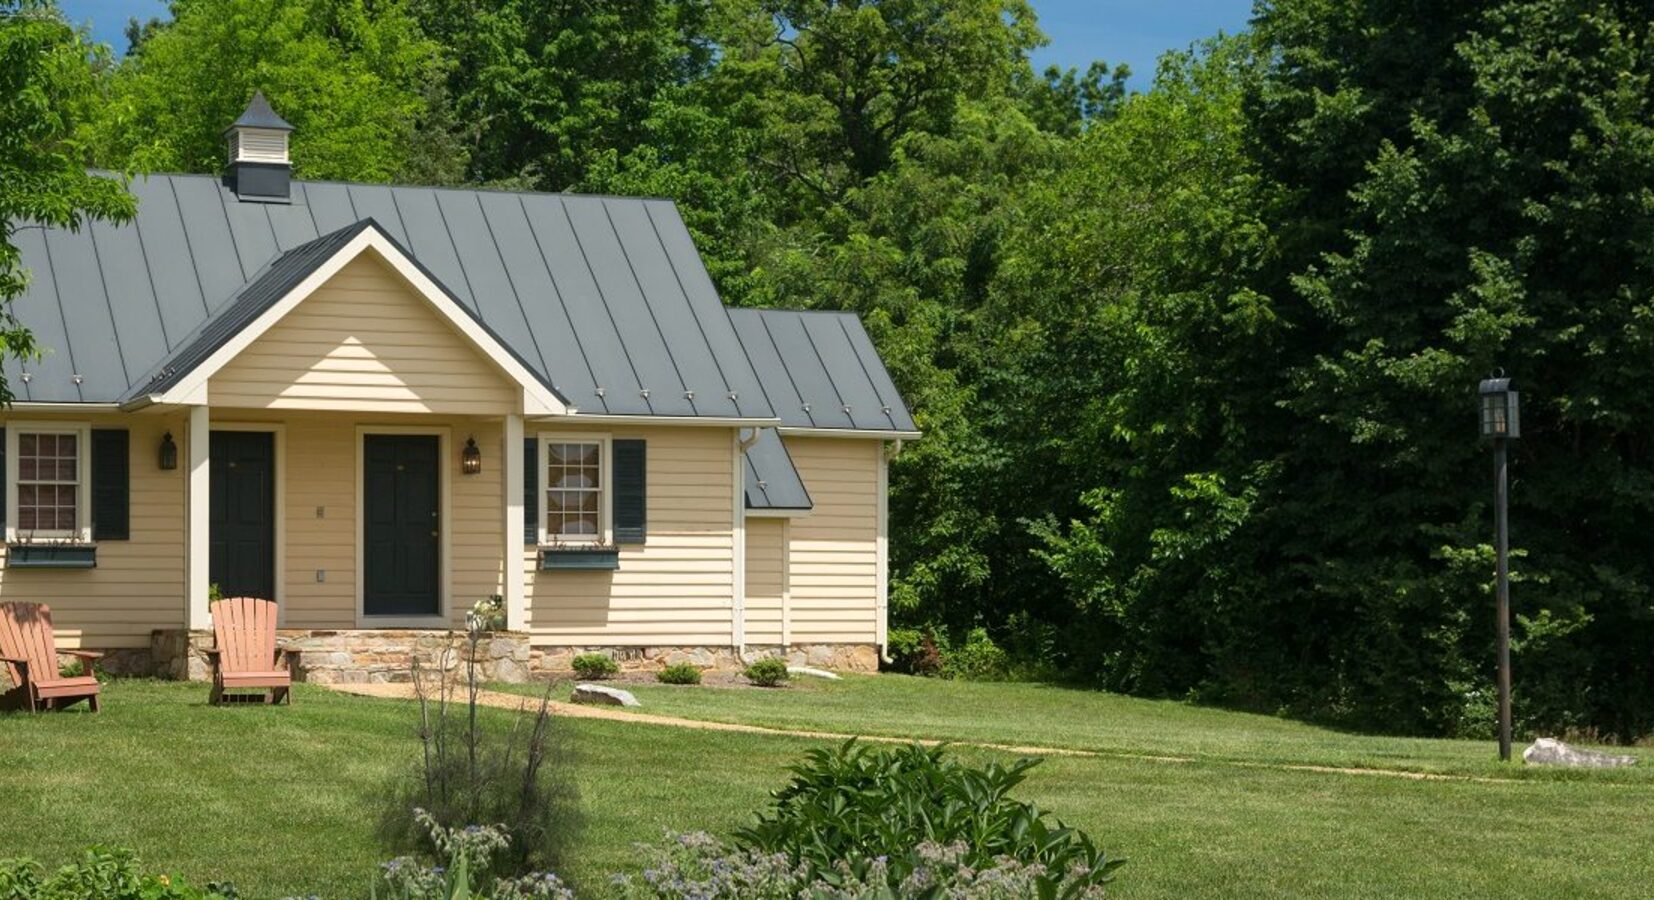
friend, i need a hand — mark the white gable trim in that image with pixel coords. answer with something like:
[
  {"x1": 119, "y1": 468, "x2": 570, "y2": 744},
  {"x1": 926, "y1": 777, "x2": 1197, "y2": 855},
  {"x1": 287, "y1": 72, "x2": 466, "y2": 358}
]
[{"x1": 152, "y1": 227, "x2": 568, "y2": 415}]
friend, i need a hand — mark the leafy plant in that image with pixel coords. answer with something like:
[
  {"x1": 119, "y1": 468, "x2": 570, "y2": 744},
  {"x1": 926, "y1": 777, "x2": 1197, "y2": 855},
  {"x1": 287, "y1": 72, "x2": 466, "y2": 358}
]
[
  {"x1": 656, "y1": 664, "x2": 702, "y2": 685},
  {"x1": 570, "y1": 653, "x2": 618, "y2": 680},
  {"x1": 467, "y1": 596, "x2": 507, "y2": 633},
  {"x1": 0, "y1": 847, "x2": 235, "y2": 899},
  {"x1": 941, "y1": 628, "x2": 1011, "y2": 681},
  {"x1": 741, "y1": 658, "x2": 789, "y2": 688},
  {"x1": 734, "y1": 741, "x2": 1122, "y2": 892},
  {"x1": 374, "y1": 810, "x2": 573, "y2": 900}
]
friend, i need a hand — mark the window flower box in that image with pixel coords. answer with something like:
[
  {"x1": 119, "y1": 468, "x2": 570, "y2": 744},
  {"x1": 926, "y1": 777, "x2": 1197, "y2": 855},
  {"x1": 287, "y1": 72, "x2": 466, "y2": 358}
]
[
  {"x1": 538, "y1": 546, "x2": 620, "y2": 571},
  {"x1": 7, "y1": 543, "x2": 97, "y2": 568}
]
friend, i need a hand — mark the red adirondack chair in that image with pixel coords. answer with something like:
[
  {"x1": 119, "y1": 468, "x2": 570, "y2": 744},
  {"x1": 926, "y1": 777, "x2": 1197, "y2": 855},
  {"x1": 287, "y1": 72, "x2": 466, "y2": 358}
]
[
  {"x1": 206, "y1": 597, "x2": 300, "y2": 705},
  {"x1": 0, "y1": 602, "x2": 101, "y2": 713}
]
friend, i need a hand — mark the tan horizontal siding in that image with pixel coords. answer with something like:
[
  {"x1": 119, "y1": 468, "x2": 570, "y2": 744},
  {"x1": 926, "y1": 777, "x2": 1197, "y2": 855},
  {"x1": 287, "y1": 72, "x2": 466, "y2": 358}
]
[
  {"x1": 0, "y1": 413, "x2": 187, "y2": 648},
  {"x1": 528, "y1": 425, "x2": 736, "y2": 645},
  {"x1": 785, "y1": 437, "x2": 880, "y2": 644},
  {"x1": 744, "y1": 517, "x2": 785, "y2": 644},
  {"x1": 210, "y1": 255, "x2": 518, "y2": 414}
]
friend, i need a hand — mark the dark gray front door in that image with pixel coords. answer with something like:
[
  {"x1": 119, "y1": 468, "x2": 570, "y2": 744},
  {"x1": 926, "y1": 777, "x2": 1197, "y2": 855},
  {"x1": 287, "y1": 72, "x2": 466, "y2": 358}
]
[
  {"x1": 210, "y1": 430, "x2": 275, "y2": 601},
  {"x1": 363, "y1": 434, "x2": 440, "y2": 617}
]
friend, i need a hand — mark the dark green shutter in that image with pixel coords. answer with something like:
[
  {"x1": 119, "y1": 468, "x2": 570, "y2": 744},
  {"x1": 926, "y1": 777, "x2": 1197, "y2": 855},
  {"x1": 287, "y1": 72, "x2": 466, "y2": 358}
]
[
  {"x1": 613, "y1": 439, "x2": 646, "y2": 544},
  {"x1": 523, "y1": 438, "x2": 538, "y2": 544},
  {"x1": 91, "y1": 428, "x2": 130, "y2": 540}
]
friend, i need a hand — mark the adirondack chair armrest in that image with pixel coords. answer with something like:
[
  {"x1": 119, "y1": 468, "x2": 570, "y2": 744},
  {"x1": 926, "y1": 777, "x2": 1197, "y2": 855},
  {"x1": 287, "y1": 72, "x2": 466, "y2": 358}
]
[
  {"x1": 65, "y1": 650, "x2": 103, "y2": 661},
  {"x1": 0, "y1": 654, "x2": 26, "y2": 666},
  {"x1": 201, "y1": 648, "x2": 221, "y2": 657},
  {"x1": 276, "y1": 646, "x2": 303, "y2": 670}
]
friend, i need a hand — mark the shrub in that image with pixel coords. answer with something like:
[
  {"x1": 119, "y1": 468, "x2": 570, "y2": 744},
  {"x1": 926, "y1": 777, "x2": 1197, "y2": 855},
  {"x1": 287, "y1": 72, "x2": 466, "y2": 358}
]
[
  {"x1": 887, "y1": 627, "x2": 943, "y2": 676},
  {"x1": 734, "y1": 741, "x2": 1122, "y2": 891},
  {"x1": 378, "y1": 625, "x2": 583, "y2": 876},
  {"x1": 742, "y1": 657, "x2": 789, "y2": 687},
  {"x1": 656, "y1": 663, "x2": 702, "y2": 685},
  {"x1": 377, "y1": 809, "x2": 574, "y2": 900},
  {"x1": 612, "y1": 833, "x2": 1113, "y2": 900},
  {"x1": 0, "y1": 847, "x2": 237, "y2": 899},
  {"x1": 942, "y1": 627, "x2": 1010, "y2": 681},
  {"x1": 571, "y1": 653, "x2": 619, "y2": 680}
]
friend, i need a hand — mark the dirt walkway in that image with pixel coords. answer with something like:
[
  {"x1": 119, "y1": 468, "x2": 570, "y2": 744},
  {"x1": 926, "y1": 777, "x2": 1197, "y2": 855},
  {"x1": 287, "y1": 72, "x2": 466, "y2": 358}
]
[{"x1": 323, "y1": 682, "x2": 1518, "y2": 783}]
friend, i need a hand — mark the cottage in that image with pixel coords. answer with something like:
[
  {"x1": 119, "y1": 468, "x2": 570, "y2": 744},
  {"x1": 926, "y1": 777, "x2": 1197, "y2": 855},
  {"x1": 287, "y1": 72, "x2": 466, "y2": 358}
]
[{"x1": 0, "y1": 95, "x2": 915, "y2": 682}]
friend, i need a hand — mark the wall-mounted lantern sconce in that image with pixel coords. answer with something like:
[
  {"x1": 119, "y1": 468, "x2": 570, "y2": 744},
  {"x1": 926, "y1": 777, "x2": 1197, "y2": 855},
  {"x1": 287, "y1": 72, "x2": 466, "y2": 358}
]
[
  {"x1": 461, "y1": 437, "x2": 482, "y2": 475},
  {"x1": 159, "y1": 432, "x2": 179, "y2": 470}
]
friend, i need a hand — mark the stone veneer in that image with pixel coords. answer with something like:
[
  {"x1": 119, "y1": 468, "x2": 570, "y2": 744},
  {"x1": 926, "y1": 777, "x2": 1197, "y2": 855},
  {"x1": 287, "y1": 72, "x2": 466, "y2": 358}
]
[{"x1": 143, "y1": 628, "x2": 880, "y2": 683}]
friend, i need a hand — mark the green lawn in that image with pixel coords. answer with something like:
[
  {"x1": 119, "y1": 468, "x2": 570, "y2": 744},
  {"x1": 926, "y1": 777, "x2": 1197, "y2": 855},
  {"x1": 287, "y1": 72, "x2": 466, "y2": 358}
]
[
  {"x1": 495, "y1": 673, "x2": 1654, "y2": 782},
  {"x1": 2, "y1": 679, "x2": 1652, "y2": 898}
]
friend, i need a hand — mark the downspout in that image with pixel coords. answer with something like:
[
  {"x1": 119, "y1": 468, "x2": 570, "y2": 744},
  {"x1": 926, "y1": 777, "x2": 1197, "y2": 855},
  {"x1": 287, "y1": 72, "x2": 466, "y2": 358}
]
[
  {"x1": 733, "y1": 429, "x2": 750, "y2": 664},
  {"x1": 877, "y1": 439, "x2": 903, "y2": 663}
]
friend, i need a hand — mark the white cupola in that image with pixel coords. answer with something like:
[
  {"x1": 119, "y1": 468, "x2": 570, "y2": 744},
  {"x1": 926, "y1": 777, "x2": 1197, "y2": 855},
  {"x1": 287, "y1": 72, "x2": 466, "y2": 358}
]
[{"x1": 224, "y1": 91, "x2": 294, "y2": 202}]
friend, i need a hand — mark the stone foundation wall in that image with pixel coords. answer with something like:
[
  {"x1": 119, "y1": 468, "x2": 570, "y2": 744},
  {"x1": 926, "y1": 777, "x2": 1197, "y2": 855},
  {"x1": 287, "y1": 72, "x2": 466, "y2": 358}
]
[
  {"x1": 529, "y1": 643, "x2": 880, "y2": 674},
  {"x1": 110, "y1": 632, "x2": 881, "y2": 684}
]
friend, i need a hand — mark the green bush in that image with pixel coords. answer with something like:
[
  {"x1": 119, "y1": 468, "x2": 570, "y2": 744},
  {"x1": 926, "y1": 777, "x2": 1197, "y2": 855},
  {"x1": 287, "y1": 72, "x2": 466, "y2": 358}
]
[
  {"x1": 656, "y1": 663, "x2": 702, "y2": 685},
  {"x1": 742, "y1": 657, "x2": 789, "y2": 687},
  {"x1": 734, "y1": 741, "x2": 1122, "y2": 891},
  {"x1": 570, "y1": 653, "x2": 619, "y2": 680},
  {"x1": 0, "y1": 847, "x2": 236, "y2": 899},
  {"x1": 942, "y1": 627, "x2": 1010, "y2": 681}
]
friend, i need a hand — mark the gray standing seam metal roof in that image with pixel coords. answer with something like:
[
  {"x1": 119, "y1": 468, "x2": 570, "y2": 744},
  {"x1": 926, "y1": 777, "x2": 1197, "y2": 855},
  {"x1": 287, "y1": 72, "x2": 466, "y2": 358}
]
[
  {"x1": 727, "y1": 308, "x2": 918, "y2": 433},
  {"x1": 743, "y1": 428, "x2": 812, "y2": 511},
  {"x1": 6, "y1": 173, "x2": 792, "y2": 419}
]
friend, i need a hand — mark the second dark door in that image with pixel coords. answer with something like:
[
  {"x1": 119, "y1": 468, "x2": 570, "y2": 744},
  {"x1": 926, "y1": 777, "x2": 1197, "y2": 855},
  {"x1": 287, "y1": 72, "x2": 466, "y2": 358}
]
[
  {"x1": 210, "y1": 430, "x2": 275, "y2": 602},
  {"x1": 363, "y1": 434, "x2": 440, "y2": 617}
]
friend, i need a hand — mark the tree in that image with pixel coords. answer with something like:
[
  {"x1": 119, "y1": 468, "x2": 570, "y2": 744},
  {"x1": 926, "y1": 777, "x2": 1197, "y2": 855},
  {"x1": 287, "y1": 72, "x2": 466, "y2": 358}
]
[
  {"x1": 0, "y1": 0, "x2": 135, "y2": 404},
  {"x1": 85, "y1": 0, "x2": 460, "y2": 183}
]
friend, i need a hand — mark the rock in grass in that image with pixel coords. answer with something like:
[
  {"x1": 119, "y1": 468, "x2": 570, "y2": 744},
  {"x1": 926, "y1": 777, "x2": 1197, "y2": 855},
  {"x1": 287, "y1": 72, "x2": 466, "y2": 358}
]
[
  {"x1": 1522, "y1": 737, "x2": 1637, "y2": 768},
  {"x1": 787, "y1": 666, "x2": 840, "y2": 681},
  {"x1": 572, "y1": 683, "x2": 640, "y2": 707}
]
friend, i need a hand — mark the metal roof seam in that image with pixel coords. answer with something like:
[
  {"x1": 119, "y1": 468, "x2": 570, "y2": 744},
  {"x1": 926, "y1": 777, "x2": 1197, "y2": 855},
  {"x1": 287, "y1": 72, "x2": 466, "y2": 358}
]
[
  {"x1": 517, "y1": 194, "x2": 605, "y2": 413},
  {"x1": 428, "y1": 188, "x2": 483, "y2": 313},
  {"x1": 642, "y1": 203, "x2": 739, "y2": 406},
  {"x1": 557, "y1": 198, "x2": 652, "y2": 413},
  {"x1": 214, "y1": 180, "x2": 250, "y2": 283},
  {"x1": 836, "y1": 314, "x2": 897, "y2": 430},
  {"x1": 296, "y1": 182, "x2": 324, "y2": 248},
  {"x1": 477, "y1": 192, "x2": 554, "y2": 387},
  {"x1": 165, "y1": 177, "x2": 213, "y2": 317},
  {"x1": 798, "y1": 311, "x2": 850, "y2": 415},
  {"x1": 601, "y1": 199, "x2": 693, "y2": 410},
  {"x1": 85, "y1": 223, "x2": 132, "y2": 386},
  {"x1": 37, "y1": 229, "x2": 83, "y2": 402},
  {"x1": 128, "y1": 209, "x2": 172, "y2": 349},
  {"x1": 724, "y1": 307, "x2": 780, "y2": 418},
  {"x1": 758, "y1": 313, "x2": 817, "y2": 427}
]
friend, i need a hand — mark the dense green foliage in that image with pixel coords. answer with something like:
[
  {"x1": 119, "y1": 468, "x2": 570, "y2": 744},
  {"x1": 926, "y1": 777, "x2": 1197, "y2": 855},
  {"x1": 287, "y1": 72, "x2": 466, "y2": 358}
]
[
  {"x1": 570, "y1": 652, "x2": 619, "y2": 680},
  {"x1": 657, "y1": 662, "x2": 704, "y2": 685},
  {"x1": 734, "y1": 740, "x2": 1122, "y2": 892},
  {"x1": 741, "y1": 657, "x2": 789, "y2": 686},
  {"x1": 10, "y1": 0, "x2": 1654, "y2": 738},
  {"x1": 0, "y1": 847, "x2": 234, "y2": 899}
]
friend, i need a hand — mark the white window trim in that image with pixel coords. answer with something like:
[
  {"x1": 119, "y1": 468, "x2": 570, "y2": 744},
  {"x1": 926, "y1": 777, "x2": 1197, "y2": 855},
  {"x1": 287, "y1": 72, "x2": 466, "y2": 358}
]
[
  {"x1": 537, "y1": 432, "x2": 612, "y2": 547},
  {"x1": 5, "y1": 421, "x2": 93, "y2": 544}
]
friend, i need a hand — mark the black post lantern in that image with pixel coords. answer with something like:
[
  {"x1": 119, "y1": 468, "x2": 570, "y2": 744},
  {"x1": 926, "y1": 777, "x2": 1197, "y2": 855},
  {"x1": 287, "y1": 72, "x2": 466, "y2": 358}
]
[
  {"x1": 158, "y1": 432, "x2": 179, "y2": 471},
  {"x1": 461, "y1": 437, "x2": 482, "y2": 475},
  {"x1": 1478, "y1": 375, "x2": 1518, "y2": 761}
]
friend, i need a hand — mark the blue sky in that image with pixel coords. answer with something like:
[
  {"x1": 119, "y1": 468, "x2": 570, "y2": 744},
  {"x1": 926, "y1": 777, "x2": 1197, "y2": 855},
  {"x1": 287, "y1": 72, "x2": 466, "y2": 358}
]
[{"x1": 60, "y1": 0, "x2": 1253, "y2": 89}]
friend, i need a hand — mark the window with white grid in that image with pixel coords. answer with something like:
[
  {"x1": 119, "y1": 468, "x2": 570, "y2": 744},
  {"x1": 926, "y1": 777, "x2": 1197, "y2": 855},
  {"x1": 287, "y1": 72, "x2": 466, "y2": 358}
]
[
  {"x1": 16, "y1": 431, "x2": 81, "y2": 535},
  {"x1": 544, "y1": 441, "x2": 604, "y2": 541}
]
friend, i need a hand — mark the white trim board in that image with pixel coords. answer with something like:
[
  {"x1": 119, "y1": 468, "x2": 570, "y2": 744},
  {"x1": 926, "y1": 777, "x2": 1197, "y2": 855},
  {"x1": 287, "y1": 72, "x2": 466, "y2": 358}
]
[{"x1": 147, "y1": 227, "x2": 568, "y2": 417}]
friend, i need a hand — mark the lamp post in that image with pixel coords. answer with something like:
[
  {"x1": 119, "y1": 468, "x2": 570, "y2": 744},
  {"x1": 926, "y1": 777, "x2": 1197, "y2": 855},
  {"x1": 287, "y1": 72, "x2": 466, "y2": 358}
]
[{"x1": 1479, "y1": 376, "x2": 1519, "y2": 761}]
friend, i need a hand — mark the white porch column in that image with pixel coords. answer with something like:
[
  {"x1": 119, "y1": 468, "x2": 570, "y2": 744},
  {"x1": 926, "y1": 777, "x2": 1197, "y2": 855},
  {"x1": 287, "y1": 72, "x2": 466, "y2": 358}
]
[
  {"x1": 186, "y1": 404, "x2": 211, "y2": 630},
  {"x1": 503, "y1": 414, "x2": 526, "y2": 631}
]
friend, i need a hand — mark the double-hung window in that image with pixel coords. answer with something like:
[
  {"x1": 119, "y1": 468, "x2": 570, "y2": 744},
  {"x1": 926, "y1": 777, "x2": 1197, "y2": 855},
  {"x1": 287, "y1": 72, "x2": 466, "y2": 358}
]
[
  {"x1": 7, "y1": 424, "x2": 93, "y2": 542},
  {"x1": 541, "y1": 437, "x2": 609, "y2": 544}
]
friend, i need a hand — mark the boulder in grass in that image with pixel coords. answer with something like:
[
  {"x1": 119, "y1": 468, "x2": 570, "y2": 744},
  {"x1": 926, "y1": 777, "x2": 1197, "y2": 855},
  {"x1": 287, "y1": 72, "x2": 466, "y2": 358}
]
[
  {"x1": 572, "y1": 683, "x2": 640, "y2": 707},
  {"x1": 1522, "y1": 737, "x2": 1637, "y2": 768},
  {"x1": 787, "y1": 666, "x2": 841, "y2": 681}
]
